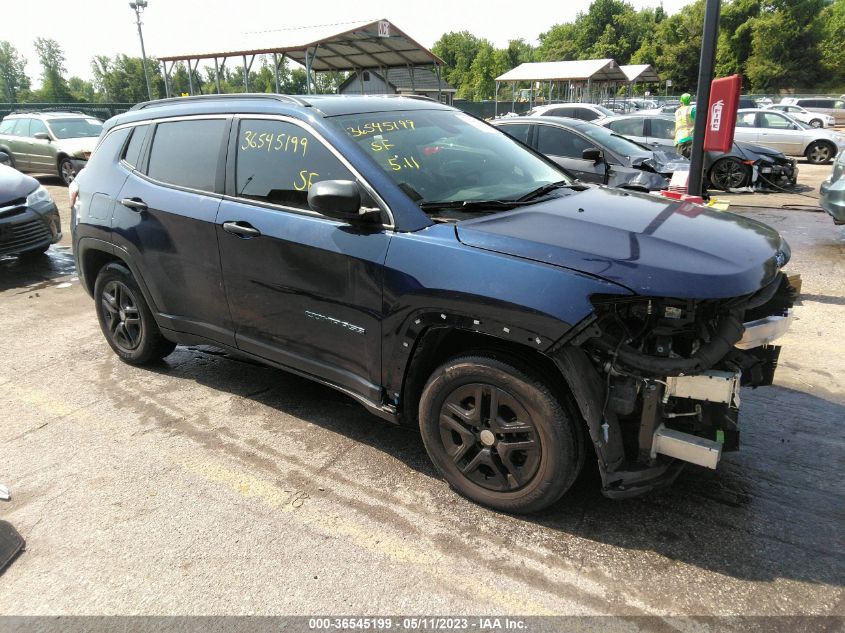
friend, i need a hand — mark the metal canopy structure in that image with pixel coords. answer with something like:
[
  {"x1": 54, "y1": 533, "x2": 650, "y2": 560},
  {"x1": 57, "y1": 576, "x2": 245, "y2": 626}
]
[
  {"x1": 493, "y1": 59, "x2": 630, "y2": 116},
  {"x1": 155, "y1": 19, "x2": 446, "y2": 98},
  {"x1": 495, "y1": 59, "x2": 627, "y2": 83},
  {"x1": 620, "y1": 64, "x2": 661, "y2": 83}
]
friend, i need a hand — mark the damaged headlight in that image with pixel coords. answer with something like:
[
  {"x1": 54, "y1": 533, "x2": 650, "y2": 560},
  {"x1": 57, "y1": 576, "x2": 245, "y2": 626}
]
[{"x1": 26, "y1": 185, "x2": 53, "y2": 207}]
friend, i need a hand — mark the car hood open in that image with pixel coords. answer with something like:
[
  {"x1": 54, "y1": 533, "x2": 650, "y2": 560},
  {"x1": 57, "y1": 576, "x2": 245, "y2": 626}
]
[{"x1": 455, "y1": 186, "x2": 788, "y2": 298}]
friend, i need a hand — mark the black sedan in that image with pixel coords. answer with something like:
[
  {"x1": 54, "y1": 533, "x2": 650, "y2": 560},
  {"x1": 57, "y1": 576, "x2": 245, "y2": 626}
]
[
  {"x1": 599, "y1": 114, "x2": 798, "y2": 191},
  {"x1": 493, "y1": 116, "x2": 689, "y2": 192}
]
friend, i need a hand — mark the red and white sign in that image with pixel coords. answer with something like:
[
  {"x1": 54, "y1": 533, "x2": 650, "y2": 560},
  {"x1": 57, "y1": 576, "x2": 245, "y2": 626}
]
[
  {"x1": 378, "y1": 21, "x2": 390, "y2": 37},
  {"x1": 704, "y1": 74, "x2": 742, "y2": 153}
]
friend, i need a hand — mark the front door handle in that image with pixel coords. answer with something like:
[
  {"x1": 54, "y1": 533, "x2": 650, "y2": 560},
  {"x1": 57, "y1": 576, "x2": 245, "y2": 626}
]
[
  {"x1": 120, "y1": 197, "x2": 148, "y2": 212},
  {"x1": 222, "y1": 221, "x2": 261, "y2": 238}
]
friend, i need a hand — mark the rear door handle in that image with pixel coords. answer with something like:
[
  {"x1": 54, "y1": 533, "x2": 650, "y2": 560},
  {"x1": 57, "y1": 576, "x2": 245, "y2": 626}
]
[
  {"x1": 222, "y1": 221, "x2": 261, "y2": 238},
  {"x1": 120, "y1": 197, "x2": 148, "y2": 212}
]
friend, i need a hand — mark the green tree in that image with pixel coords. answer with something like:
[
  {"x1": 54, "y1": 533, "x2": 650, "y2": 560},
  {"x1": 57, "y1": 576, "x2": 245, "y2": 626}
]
[
  {"x1": 819, "y1": 0, "x2": 845, "y2": 86},
  {"x1": 91, "y1": 54, "x2": 163, "y2": 102},
  {"x1": 745, "y1": 0, "x2": 826, "y2": 90},
  {"x1": 0, "y1": 41, "x2": 30, "y2": 103},
  {"x1": 433, "y1": 31, "x2": 482, "y2": 99},
  {"x1": 33, "y1": 37, "x2": 72, "y2": 102}
]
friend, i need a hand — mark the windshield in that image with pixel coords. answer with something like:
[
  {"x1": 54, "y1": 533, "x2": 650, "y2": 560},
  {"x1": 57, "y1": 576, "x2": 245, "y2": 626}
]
[
  {"x1": 579, "y1": 124, "x2": 650, "y2": 157},
  {"x1": 46, "y1": 118, "x2": 103, "y2": 139},
  {"x1": 334, "y1": 110, "x2": 569, "y2": 209}
]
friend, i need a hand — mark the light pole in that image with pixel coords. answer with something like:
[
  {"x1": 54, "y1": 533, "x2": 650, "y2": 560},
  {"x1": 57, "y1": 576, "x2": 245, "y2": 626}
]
[{"x1": 129, "y1": 0, "x2": 153, "y2": 101}]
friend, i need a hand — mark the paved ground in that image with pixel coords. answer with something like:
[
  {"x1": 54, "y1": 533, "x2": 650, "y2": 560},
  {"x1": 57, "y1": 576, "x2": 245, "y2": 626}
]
[{"x1": 0, "y1": 165, "x2": 842, "y2": 618}]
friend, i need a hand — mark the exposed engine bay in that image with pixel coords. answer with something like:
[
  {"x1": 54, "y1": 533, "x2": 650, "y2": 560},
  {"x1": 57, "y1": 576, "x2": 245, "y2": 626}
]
[{"x1": 563, "y1": 271, "x2": 799, "y2": 497}]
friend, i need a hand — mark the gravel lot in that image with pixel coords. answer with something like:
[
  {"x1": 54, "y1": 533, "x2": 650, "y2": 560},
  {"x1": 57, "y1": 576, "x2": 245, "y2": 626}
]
[{"x1": 0, "y1": 164, "x2": 842, "y2": 619}]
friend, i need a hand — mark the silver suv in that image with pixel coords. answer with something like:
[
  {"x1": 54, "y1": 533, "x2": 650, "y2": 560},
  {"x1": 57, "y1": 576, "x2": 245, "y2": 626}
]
[{"x1": 0, "y1": 112, "x2": 103, "y2": 185}]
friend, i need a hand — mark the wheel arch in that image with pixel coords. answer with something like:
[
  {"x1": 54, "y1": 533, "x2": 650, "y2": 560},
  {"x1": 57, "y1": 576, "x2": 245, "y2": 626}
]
[{"x1": 76, "y1": 239, "x2": 160, "y2": 316}]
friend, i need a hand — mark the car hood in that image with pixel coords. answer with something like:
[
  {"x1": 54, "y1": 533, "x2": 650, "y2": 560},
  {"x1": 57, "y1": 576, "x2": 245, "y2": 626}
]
[
  {"x1": 0, "y1": 164, "x2": 39, "y2": 204},
  {"x1": 56, "y1": 137, "x2": 98, "y2": 157},
  {"x1": 455, "y1": 186, "x2": 788, "y2": 298},
  {"x1": 733, "y1": 141, "x2": 786, "y2": 161}
]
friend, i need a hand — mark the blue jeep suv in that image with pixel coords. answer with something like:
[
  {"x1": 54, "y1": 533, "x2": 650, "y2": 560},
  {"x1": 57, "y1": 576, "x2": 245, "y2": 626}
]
[{"x1": 72, "y1": 94, "x2": 796, "y2": 512}]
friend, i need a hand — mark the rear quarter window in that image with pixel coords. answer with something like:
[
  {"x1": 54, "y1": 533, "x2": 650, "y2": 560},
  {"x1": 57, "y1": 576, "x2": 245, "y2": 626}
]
[
  {"x1": 147, "y1": 119, "x2": 227, "y2": 193},
  {"x1": 0, "y1": 119, "x2": 15, "y2": 134}
]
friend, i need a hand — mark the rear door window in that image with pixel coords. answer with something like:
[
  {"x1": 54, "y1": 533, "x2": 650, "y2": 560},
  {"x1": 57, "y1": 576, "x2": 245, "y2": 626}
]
[
  {"x1": 549, "y1": 107, "x2": 574, "y2": 118},
  {"x1": 608, "y1": 118, "x2": 644, "y2": 137},
  {"x1": 736, "y1": 112, "x2": 758, "y2": 128},
  {"x1": 146, "y1": 119, "x2": 227, "y2": 193},
  {"x1": 498, "y1": 123, "x2": 532, "y2": 145},
  {"x1": 577, "y1": 109, "x2": 598, "y2": 121},
  {"x1": 648, "y1": 118, "x2": 676, "y2": 140},
  {"x1": 536, "y1": 125, "x2": 593, "y2": 158},
  {"x1": 11, "y1": 118, "x2": 30, "y2": 136},
  {"x1": 0, "y1": 119, "x2": 15, "y2": 134},
  {"x1": 234, "y1": 118, "x2": 353, "y2": 210},
  {"x1": 761, "y1": 112, "x2": 793, "y2": 129}
]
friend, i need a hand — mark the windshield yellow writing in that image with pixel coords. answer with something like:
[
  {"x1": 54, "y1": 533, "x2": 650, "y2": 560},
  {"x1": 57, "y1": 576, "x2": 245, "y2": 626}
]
[{"x1": 346, "y1": 120, "x2": 416, "y2": 137}]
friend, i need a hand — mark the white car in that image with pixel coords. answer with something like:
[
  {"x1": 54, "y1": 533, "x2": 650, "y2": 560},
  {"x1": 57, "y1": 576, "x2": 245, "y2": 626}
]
[
  {"x1": 764, "y1": 103, "x2": 834, "y2": 128},
  {"x1": 735, "y1": 109, "x2": 845, "y2": 164},
  {"x1": 526, "y1": 103, "x2": 615, "y2": 122}
]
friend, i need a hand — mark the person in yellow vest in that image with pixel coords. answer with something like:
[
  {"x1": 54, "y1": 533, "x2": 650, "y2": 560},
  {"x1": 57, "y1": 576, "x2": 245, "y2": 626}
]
[{"x1": 674, "y1": 93, "x2": 696, "y2": 158}]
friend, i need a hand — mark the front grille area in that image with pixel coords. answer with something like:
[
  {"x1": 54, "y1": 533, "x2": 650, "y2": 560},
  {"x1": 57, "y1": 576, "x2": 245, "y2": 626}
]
[
  {"x1": 0, "y1": 198, "x2": 26, "y2": 220},
  {"x1": 0, "y1": 218, "x2": 52, "y2": 255}
]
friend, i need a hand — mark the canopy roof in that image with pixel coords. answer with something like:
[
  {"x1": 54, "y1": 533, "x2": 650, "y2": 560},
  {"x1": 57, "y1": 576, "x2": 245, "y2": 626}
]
[
  {"x1": 620, "y1": 64, "x2": 661, "y2": 82},
  {"x1": 157, "y1": 19, "x2": 444, "y2": 71},
  {"x1": 495, "y1": 59, "x2": 628, "y2": 83}
]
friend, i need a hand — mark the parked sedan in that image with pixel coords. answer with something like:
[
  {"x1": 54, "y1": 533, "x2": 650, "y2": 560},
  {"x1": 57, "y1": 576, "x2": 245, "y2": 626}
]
[
  {"x1": 820, "y1": 150, "x2": 845, "y2": 225},
  {"x1": 735, "y1": 109, "x2": 845, "y2": 164},
  {"x1": 493, "y1": 116, "x2": 688, "y2": 191},
  {"x1": 0, "y1": 163, "x2": 62, "y2": 257},
  {"x1": 779, "y1": 97, "x2": 845, "y2": 125},
  {"x1": 600, "y1": 114, "x2": 798, "y2": 191},
  {"x1": 765, "y1": 103, "x2": 834, "y2": 128}
]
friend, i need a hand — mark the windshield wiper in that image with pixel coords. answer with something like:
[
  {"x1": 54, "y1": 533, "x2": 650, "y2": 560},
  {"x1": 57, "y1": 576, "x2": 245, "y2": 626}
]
[
  {"x1": 517, "y1": 180, "x2": 587, "y2": 202},
  {"x1": 419, "y1": 199, "x2": 531, "y2": 212}
]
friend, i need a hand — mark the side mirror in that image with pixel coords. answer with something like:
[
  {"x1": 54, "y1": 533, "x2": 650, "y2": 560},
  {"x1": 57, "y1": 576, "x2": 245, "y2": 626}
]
[
  {"x1": 307, "y1": 179, "x2": 381, "y2": 223},
  {"x1": 33, "y1": 132, "x2": 50, "y2": 141},
  {"x1": 582, "y1": 147, "x2": 604, "y2": 163}
]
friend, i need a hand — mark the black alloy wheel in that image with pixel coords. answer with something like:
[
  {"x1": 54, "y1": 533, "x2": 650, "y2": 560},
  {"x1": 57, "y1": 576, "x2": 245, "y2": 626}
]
[
  {"x1": 94, "y1": 262, "x2": 176, "y2": 364},
  {"x1": 709, "y1": 157, "x2": 751, "y2": 191},
  {"x1": 419, "y1": 354, "x2": 584, "y2": 513},
  {"x1": 438, "y1": 382, "x2": 542, "y2": 492},
  {"x1": 100, "y1": 279, "x2": 143, "y2": 352}
]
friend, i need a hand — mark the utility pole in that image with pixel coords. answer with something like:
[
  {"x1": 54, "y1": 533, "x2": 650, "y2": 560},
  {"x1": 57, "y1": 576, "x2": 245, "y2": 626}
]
[
  {"x1": 129, "y1": 0, "x2": 153, "y2": 101},
  {"x1": 688, "y1": 0, "x2": 722, "y2": 197}
]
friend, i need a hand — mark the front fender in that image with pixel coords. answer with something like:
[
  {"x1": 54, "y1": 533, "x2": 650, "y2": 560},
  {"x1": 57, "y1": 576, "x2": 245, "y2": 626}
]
[{"x1": 381, "y1": 223, "x2": 631, "y2": 396}]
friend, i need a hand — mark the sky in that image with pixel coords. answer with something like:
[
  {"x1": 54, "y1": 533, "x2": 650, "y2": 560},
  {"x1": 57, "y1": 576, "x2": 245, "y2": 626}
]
[{"x1": 4, "y1": 0, "x2": 696, "y2": 86}]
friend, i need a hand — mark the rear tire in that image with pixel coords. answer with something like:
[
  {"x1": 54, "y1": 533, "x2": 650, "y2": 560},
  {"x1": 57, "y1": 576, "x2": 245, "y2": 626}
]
[
  {"x1": 418, "y1": 354, "x2": 584, "y2": 514},
  {"x1": 806, "y1": 141, "x2": 835, "y2": 165},
  {"x1": 94, "y1": 262, "x2": 175, "y2": 365},
  {"x1": 709, "y1": 157, "x2": 751, "y2": 191}
]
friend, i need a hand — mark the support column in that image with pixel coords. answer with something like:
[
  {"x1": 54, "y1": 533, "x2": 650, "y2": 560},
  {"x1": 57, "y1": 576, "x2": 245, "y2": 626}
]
[
  {"x1": 272, "y1": 52, "x2": 280, "y2": 94},
  {"x1": 214, "y1": 58, "x2": 221, "y2": 94},
  {"x1": 688, "y1": 0, "x2": 722, "y2": 197},
  {"x1": 304, "y1": 49, "x2": 311, "y2": 95},
  {"x1": 187, "y1": 61, "x2": 194, "y2": 95},
  {"x1": 435, "y1": 64, "x2": 442, "y2": 103},
  {"x1": 163, "y1": 61, "x2": 171, "y2": 98},
  {"x1": 494, "y1": 81, "x2": 499, "y2": 118},
  {"x1": 242, "y1": 55, "x2": 248, "y2": 92}
]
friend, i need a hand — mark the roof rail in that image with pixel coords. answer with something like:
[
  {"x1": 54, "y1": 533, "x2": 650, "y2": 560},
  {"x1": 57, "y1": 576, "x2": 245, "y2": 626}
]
[{"x1": 130, "y1": 93, "x2": 308, "y2": 111}]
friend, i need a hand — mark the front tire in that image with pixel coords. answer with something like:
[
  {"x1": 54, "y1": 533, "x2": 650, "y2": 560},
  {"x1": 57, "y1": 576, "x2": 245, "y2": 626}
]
[
  {"x1": 709, "y1": 157, "x2": 751, "y2": 191},
  {"x1": 419, "y1": 354, "x2": 584, "y2": 513},
  {"x1": 58, "y1": 157, "x2": 75, "y2": 186},
  {"x1": 94, "y1": 262, "x2": 176, "y2": 365},
  {"x1": 809, "y1": 119, "x2": 823, "y2": 129},
  {"x1": 806, "y1": 141, "x2": 835, "y2": 165}
]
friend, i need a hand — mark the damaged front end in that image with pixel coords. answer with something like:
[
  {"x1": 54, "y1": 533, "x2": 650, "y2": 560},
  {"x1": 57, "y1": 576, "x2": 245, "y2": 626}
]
[{"x1": 553, "y1": 272, "x2": 799, "y2": 498}]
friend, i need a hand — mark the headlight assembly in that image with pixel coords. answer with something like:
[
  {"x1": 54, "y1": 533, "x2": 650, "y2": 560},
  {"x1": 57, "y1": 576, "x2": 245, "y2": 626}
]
[{"x1": 26, "y1": 185, "x2": 53, "y2": 207}]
